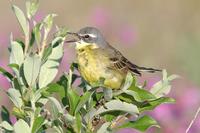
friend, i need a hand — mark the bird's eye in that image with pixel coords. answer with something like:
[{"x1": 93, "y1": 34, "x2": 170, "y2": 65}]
[{"x1": 84, "y1": 35, "x2": 90, "y2": 38}]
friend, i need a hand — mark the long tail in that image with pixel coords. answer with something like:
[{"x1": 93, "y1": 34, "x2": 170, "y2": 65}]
[
  {"x1": 127, "y1": 60, "x2": 161, "y2": 76},
  {"x1": 136, "y1": 66, "x2": 162, "y2": 73}
]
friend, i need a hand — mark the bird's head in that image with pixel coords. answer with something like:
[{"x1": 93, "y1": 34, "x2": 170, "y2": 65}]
[{"x1": 66, "y1": 27, "x2": 107, "y2": 49}]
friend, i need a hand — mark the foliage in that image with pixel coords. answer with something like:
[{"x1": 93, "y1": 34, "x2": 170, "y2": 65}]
[{"x1": 0, "y1": 1, "x2": 177, "y2": 133}]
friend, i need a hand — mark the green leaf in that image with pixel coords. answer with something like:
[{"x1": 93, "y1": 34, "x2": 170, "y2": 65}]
[
  {"x1": 118, "y1": 115, "x2": 160, "y2": 132},
  {"x1": 46, "y1": 83, "x2": 65, "y2": 99},
  {"x1": 12, "y1": 5, "x2": 29, "y2": 37},
  {"x1": 30, "y1": 31, "x2": 35, "y2": 47},
  {"x1": 48, "y1": 97, "x2": 63, "y2": 119},
  {"x1": 0, "y1": 66, "x2": 13, "y2": 81},
  {"x1": 68, "y1": 89, "x2": 80, "y2": 115},
  {"x1": 9, "y1": 41, "x2": 24, "y2": 66},
  {"x1": 26, "y1": 0, "x2": 39, "y2": 19},
  {"x1": 7, "y1": 88, "x2": 23, "y2": 108},
  {"x1": 95, "y1": 100, "x2": 139, "y2": 117},
  {"x1": 1, "y1": 106, "x2": 11, "y2": 124},
  {"x1": 75, "y1": 91, "x2": 94, "y2": 114},
  {"x1": 150, "y1": 70, "x2": 179, "y2": 98},
  {"x1": 12, "y1": 107, "x2": 26, "y2": 119},
  {"x1": 31, "y1": 116, "x2": 45, "y2": 133},
  {"x1": 38, "y1": 37, "x2": 64, "y2": 88},
  {"x1": 97, "y1": 122, "x2": 111, "y2": 133},
  {"x1": 124, "y1": 88, "x2": 156, "y2": 102},
  {"x1": 73, "y1": 113, "x2": 82, "y2": 133},
  {"x1": 23, "y1": 54, "x2": 41, "y2": 86},
  {"x1": 139, "y1": 97, "x2": 175, "y2": 112},
  {"x1": 13, "y1": 78, "x2": 23, "y2": 95},
  {"x1": 41, "y1": 45, "x2": 52, "y2": 63},
  {"x1": 8, "y1": 63, "x2": 19, "y2": 71},
  {"x1": 14, "y1": 119, "x2": 31, "y2": 133},
  {"x1": 0, "y1": 121, "x2": 13, "y2": 131},
  {"x1": 33, "y1": 23, "x2": 42, "y2": 47}
]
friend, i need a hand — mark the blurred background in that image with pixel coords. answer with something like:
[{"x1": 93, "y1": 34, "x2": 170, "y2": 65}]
[{"x1": 0, "y1": 0, "x2": 200, "y2": 132}]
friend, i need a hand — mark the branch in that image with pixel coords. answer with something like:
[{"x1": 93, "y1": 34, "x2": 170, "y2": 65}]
[{"x1": 186, "y1": 106, "x2": 200, "y2": 133}]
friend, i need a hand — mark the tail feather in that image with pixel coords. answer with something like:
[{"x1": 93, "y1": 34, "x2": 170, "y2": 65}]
[
  {"x1": 137, "y1": 66, "x2": 162, "y2": 73},
  {"x1": 127, "y1": 60, "x2": 161, "y2": 76}
]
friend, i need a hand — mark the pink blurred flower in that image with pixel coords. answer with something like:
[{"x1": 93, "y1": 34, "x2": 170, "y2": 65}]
[
  {"x1": 178, "y1": 87, "x2": 200, "y2": 109},
  {"x1": 152, "y1": 104, "x2": 174, "y2": 122},
  {"x1": 0, "y1": 34, "x2": 9, "y2": 49},
  {"x1": 117, "y1": 128, "x2": 139, "y2": 133},
  {"x1": 0, "y1": 60, "x2": 11, "y2": 90},
  {"x1": 118, "y1": 26, "x2": 137, "y2": 45},
  {"x1": 89, "y1": 7, "x2": 111, "y2": 28},
  {"x1": 34, "y1": 12, "x2": 45, "y2": 22},
  {"x1": 10, "y1": 116, "x2": 17, "y2": 125}
]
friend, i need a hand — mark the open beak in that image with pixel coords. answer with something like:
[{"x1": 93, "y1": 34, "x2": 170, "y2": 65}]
[{"x1": 65, "y1": 32, "x2": 81, "y2": 43}]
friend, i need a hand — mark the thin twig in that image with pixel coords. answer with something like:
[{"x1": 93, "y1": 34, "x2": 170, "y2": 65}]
[{"x1": 186, "y1": 106, "x2": 200, "y2": 133}]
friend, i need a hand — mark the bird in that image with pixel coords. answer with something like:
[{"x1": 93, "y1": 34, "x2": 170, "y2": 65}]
[{"x1": 66, "y1": 27, "x2": 161, "y2": 89}]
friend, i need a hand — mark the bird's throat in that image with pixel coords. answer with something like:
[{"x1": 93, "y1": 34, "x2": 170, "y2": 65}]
[{"x1": 75, "y1": 41, "x2": 99, "y2": 50}]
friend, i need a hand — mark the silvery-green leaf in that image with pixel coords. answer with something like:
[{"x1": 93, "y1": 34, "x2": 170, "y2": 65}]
[
  {"x1": 150, "y1": 70, "x2": 179, "y2": 98},
  {"x1": 52, "y1": 126, "x2": 63, "y2": 133},
  {"x1": 0, "y1": 121, "x2": 13, "y2": 131},
  {"x1": 48, "y1": 97, "x2": 63, "y2": 118},
  {"x1": 26, "y1": 0, "x2": 39, "y2": 19},
  {"x1": 7, "y1": 88, "x2": 23, "y2": 108},
  {"x1": 122, "y1": 72, "x2": 134, "y2": 91},
  {"x1": 64, "y1": 113, "x2": 75, "y2": 124},
  {"x1": 33, "y1": 23, "x2": 42, "y2": 47},
  {"x1": 12, "y1": 5, "x2": 29, "y2": 37},
  {"x1": 113, "y1": 72, "x2": 134, "y2": 96},
  {"x1": 14, "y1": 119, "x2": 31, "y2": 133},
  {"x1": 84, "y1": 108, "x2": 97, "y2": 122},
  {"x1": 38, "y1": 60, "x2": 58, "y2": 88},
  {"x1": 38, "y1": 37, "x2": 64, "y2": 88},
  {"x1": 97, "y1": 122, "x2": 111, "y2": 133},
  {"x1": 84, "y1": 100, "x2": 139, "y2": 122},
  {"x1": 75, "y1": 91, "x2": 94, "y2": 114},
  {"x1": 9, "y1": 41, "x2": 24, "y2": 66},
  {"x1": 96, "y1": 100, "x2": 139, "y2": 115},
  {"x1": 23, "y1": 54, "x2": 41, "y2": 86},
  {"x1": 168, "y1": 74, "x2": 180, "y2": 81},
  {"x1": 34, "y1": 87, "x2": 47, "y2": 102},
  {"x1": 37, "y1": 98, "x2": 48, "y2": 105}
]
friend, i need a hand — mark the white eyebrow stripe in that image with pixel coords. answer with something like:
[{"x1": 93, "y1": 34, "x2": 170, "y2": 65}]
[{"x1": 87, "y1": 34, "x2": 97, "y2": 38}]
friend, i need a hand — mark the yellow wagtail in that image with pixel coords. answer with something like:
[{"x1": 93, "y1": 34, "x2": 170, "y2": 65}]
[{"x1": 66, "y1": 27, "x2": 161, "y2": 89}]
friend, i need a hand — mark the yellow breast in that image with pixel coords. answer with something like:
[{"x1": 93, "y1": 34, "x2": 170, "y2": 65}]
[{"x1": 76, "y1": 45, "x2": 126, "y2": 89}]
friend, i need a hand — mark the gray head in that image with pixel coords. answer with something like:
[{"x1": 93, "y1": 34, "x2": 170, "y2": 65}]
[{"x1": 67, "y1": 27, "x2": 107, "y2": 48}]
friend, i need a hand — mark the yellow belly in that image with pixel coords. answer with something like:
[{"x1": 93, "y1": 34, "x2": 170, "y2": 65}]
[{"x1": 77, "y1": 47, "x2": 126, "y2": 89}]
